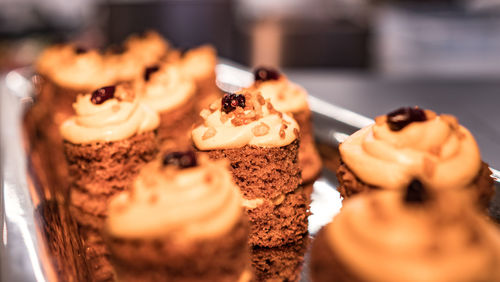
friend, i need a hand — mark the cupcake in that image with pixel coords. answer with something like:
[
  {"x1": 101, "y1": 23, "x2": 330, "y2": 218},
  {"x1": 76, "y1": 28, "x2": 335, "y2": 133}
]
[
  {"x1": 178, "y1": 45, "x2": 221, "y2": 111},
  {"x1": 104, "y1": 152, "x2": 252, "y2": 282},
  {"x1": 61, "y1": 84, "x2": 159, "y2": 281},
  {"x1": 134, "y1": 62, "x2": 196, "y2": 147},
  {"x1": 250, "y1": 67, "x2": 322, "y2": 184},
  {"x1": 310, "y1": 183, "x2": 500, "y2": 282},
  {"x1": 192, "y1": 91, "x2": 308, "y2": 248},
  {"x1": 337, "y1": 106, "x2": 495, "y2": 208},
  {"x1": 123, "y1": 30, "x2": 169, "y2": 68}
]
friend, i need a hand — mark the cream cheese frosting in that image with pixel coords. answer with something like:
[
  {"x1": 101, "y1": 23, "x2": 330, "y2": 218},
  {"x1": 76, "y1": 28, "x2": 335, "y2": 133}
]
[
  {"x1": 325, "y1": 190, "x2": 500, "y2": 282},
  {"x1": 339, "y1": 110, "x2": 481, "y2": 190},
  {"x1": 42, "y1": 47, "x2": 114, "y2": 90},
  {"x1": 192, "y1": 91, "x2": 300, "y2": 150},
  {"x1": 60, "y1": 84, "x2": 159, "y2": 144},
  {"x1": 105, "y1": 155, "x2": 243, "y2": 241},
  {"x1": 251, "y1": 76, "x2": 309, "y2": 113},
  {"x1": 124, "y1": 31, "x2": 169, "y2": 67},
  {"x1": 180, "y1": 45, "x2": 217, "y2": 82},
  {"x1": 135, "y1": 63, "x2": 196, "y2": 113}
]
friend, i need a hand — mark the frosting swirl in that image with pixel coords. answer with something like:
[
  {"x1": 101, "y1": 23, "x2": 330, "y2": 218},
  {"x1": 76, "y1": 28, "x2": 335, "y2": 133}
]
[
  {"x1": 105, "y1": 155, "x2": 243, "y2": 240},
  {"x1": 339, "y1": 110, "x2": 481, "y2": 190},
  {"x1": 40, "y1": 46, "x2": 114, "y2": 90},
  {"x1": 250, "y1": 76, "x2": 309, "y2": 113},
  {"x1": 325, "y1": 191, "x2": 500, "y2": 282},
  {"x1": 60, "y1": 84, "x2": 159, "y2": 144},
  {"x1": 124, "y1": 31, "x2": 169, "y2": 67},
  {"x1": 192, "y1": 91, "x2": 300, "y2": 150},
  {"x1": 180, "y1": 45, "x2": 217, "y2": 82},
  {"x1": 135, "y1": 63, "x2": 196, "y2": 112}
]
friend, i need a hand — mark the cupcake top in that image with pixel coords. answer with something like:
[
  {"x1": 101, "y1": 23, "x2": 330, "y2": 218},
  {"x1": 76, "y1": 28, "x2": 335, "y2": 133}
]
[
  {"x1": 60, "y1": 84, "x2": 159, "y2": 144},
  {"x1": 249, "y1": 67, "x2": 309, "y2": 113},
  {"x1": 339, "y1": 107, "x2": 481, "y2": 191},
  {"x1": 124, "y1": 30, "x2": 169, "y2": 67},
  {"x1": 180, "y1": 45, "x2": 217, "y2": 82},
  {"x1": 105, "y1": 152, "x2": 243, "y2": 240},
  {"x1": 134, "y1": 63, "x2": 196, "y2": 113},
  {"x1": 324, "y1": 185, "x2": 500, "y2": 282},
  {"x1": 192, "y1": 91, "x2": 300, "y2": 150},
  {"x1": 37, "y1": 45, "x2": 113, "y2": 90}
]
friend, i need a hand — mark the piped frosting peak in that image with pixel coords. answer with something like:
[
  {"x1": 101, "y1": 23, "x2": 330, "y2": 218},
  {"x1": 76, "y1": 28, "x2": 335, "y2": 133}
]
[
  {"x1": 192, "y1": 90, "x2": 300, "y2": 150},
  {"x1": 339, "y1": 109, "x2": 481, "y2": 190},
  {"x1": 60, "y1": 84, "x2": 159, "y2": 144}
]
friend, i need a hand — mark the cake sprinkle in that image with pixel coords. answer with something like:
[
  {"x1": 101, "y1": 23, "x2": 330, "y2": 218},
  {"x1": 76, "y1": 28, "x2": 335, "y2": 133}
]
[
  {"x1": 221, "y1": 93, "x2": 245, "y2": 114},
  {"x1": 91, "y1": 86, "x2": 116, "y2": 105},
  {"x1": 162, "y1": 151, "x2": 197, "y2": 169},
  {"x1": 387, "y1": 106, "x2": 427, "y2": 131},
  {"x1": 254, "y1": 67, "x2": 280, "y2": 82},
  {"x1": 404, "y1": 179, "x2": 429, "y2": 204}
]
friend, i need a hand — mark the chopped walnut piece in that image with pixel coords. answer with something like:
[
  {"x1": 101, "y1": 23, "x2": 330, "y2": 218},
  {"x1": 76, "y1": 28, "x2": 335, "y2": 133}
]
[
  {"x1": 115, "y1": 84, "x2": 135, "y2": 102},
  {"x1": 252, "y1": 122, "x2": 270, "y2": 136},
  {"x1": 202, "y1": 127, "x2": 217, "y2": 140},
  {"x1": 279, "y1": 124, "x2": 287, "y2": 139},
  {"x1": 257, "y1": 94, "x2": 266, "y2": 105},
  {"x1": 200, "y1": 109, "x2": 211, "y2": 119},
  {"x1": 112, "y1": 104, "x2": 121, "y2": 113},
  {"x1": 441, "y1": 114, "x2": 459, "y2": 130},
  {"x1": 209, "y1": 101, "x2": 220, "y2": 112}
]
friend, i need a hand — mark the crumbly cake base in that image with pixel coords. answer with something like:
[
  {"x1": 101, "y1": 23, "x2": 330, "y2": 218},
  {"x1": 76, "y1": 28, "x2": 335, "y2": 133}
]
[
  {"x1": 293, "y1": 109, "x2": 322, "y2": 184},
  {"x1": 246, "y1": 188, "x2": 309, "y2": 247},
  {"x1": 251, "y1": 238, "x2": 309, "y2": 282},
  {"x1": 336, "y1": 159, "x2": 495, "y2": 208},
  {"x1": 64, "y1": 132, "x2": 158, "y2": 281},
  {"x1": 310, "y1": 228, "x2": 363, "y2": 282},
  {"x1": 105, "y1": 216, "x2": 250, "y2": 282},
  {"x1": 206, "y1": 140, "x2": 301, "y2": 199}
]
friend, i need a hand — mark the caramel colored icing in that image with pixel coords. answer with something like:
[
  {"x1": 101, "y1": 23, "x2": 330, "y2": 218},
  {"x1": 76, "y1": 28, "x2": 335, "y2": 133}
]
[
  {"x1": 250, "y1": 76, "x2": 309, "y2": 113},
  {"x1": 180, "y1": 45, "x2": 217, "y2": 82},
  {"x1": 106, "y1": 155, "x2": 243, "y2": 240},
  {"x1": 325, "y1": 191, "x2": 500, "y2": 282},
  {"x1": 339, "y1": 111, "x2": 481, "y2": 190},
  {"x1": 60, "y1": 84, "x2": 159, "y2": 144},
  {"x1": 135, "y1": 64, "x2": 196, "y2": 113},
  {"x1": 38, "y1": 46, "x2": 114, "y2": 90},
  {"x1": 192, "y1": 91, "x2": 300, "y2": 150},
  {"x1": 124, "y1": 30, "x2": 169, "y2": 67}
]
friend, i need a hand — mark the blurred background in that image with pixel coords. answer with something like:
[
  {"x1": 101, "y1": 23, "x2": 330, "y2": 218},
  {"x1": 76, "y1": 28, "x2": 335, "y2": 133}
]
[{"x1": 1, "y1": 0, "x2": 500, "y2": 166}]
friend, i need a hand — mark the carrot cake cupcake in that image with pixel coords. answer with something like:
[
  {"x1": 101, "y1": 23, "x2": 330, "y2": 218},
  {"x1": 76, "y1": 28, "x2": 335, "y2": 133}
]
[
  {"x1": 104, "y1": 152, "x2": 252, "y2": 282},
  {"x1": 192, "y1": 90, "x2": 308, "y2": 248},
  {"x1": 61, "y1": 84, "x2": 159, "y2": 281},
  {"x1": 337, "y1": 106, "x2": 495, "y2": 208},
  {"x1": 251, "y1": 67, "x2": 322, "y2": 184},
  {"x1": 310, "y1": 183, "x2": 500, "y2": 282},
  {"x1": 134, "y1": 62, "x2": 196, "y2": 146},
  {"x1": 178, "y1": 45, "x2": 221, "y2": 111}
]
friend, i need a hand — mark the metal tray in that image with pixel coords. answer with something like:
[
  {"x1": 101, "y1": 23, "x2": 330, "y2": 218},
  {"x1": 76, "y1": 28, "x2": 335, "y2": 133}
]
[{"x1": 1, "y1": 65, "x2": 499, "y2": 282}]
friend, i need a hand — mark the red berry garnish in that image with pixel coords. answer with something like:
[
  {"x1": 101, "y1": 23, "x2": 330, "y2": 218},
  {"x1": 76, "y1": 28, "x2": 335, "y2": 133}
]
[
  {"x1": 75, "y1": 46, "x2": 88, "y2": 54},
  {"x1": 404, "y1": 179, "x2": 428, "y2": 204},
  {"x1": 144, "y1": 65, "x2": 160, "y2": 82},
  {"x1": 254, "y1": 67, "x2": 280, "y2": 82},
  {"x1": 162, "y1": 151, "x2": 197, "y2": 169},
  {"x1": 387, "y1": 107, "x2": 426, "y2": 131},
  {"x1": 221, "y1": 93, "x2": 246, "y2": 114},
  {"x1": 91, "y1": 86, "x2": 116, "y2": 105}
]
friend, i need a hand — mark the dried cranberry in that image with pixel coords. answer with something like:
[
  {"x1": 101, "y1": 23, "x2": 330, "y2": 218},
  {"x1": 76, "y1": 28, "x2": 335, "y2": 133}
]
[
  {"x1": 74, "y1": 46, "x2": 88, "y2": 54},
  {"x1": 162, "y1": 151, "x2": 197, "y2": 169},
  {"x1": 144, "y1": 65, "x2": 160, "y2": 81},
  {"x1": 254, "y1": 67, "x2": 280, "y2": 82},
  {"x1": 90, "y1": 86, "x2": 116, "y2": 105},
  {"x1": 404, "y1": 179, "x2": 428, "y2": 204},
  {"x1": 386, "y1": 107, "x2": 426, "y2": 131},
  {"x1": 221, "y1": 93, "x2": 245, "y2": 114}
]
